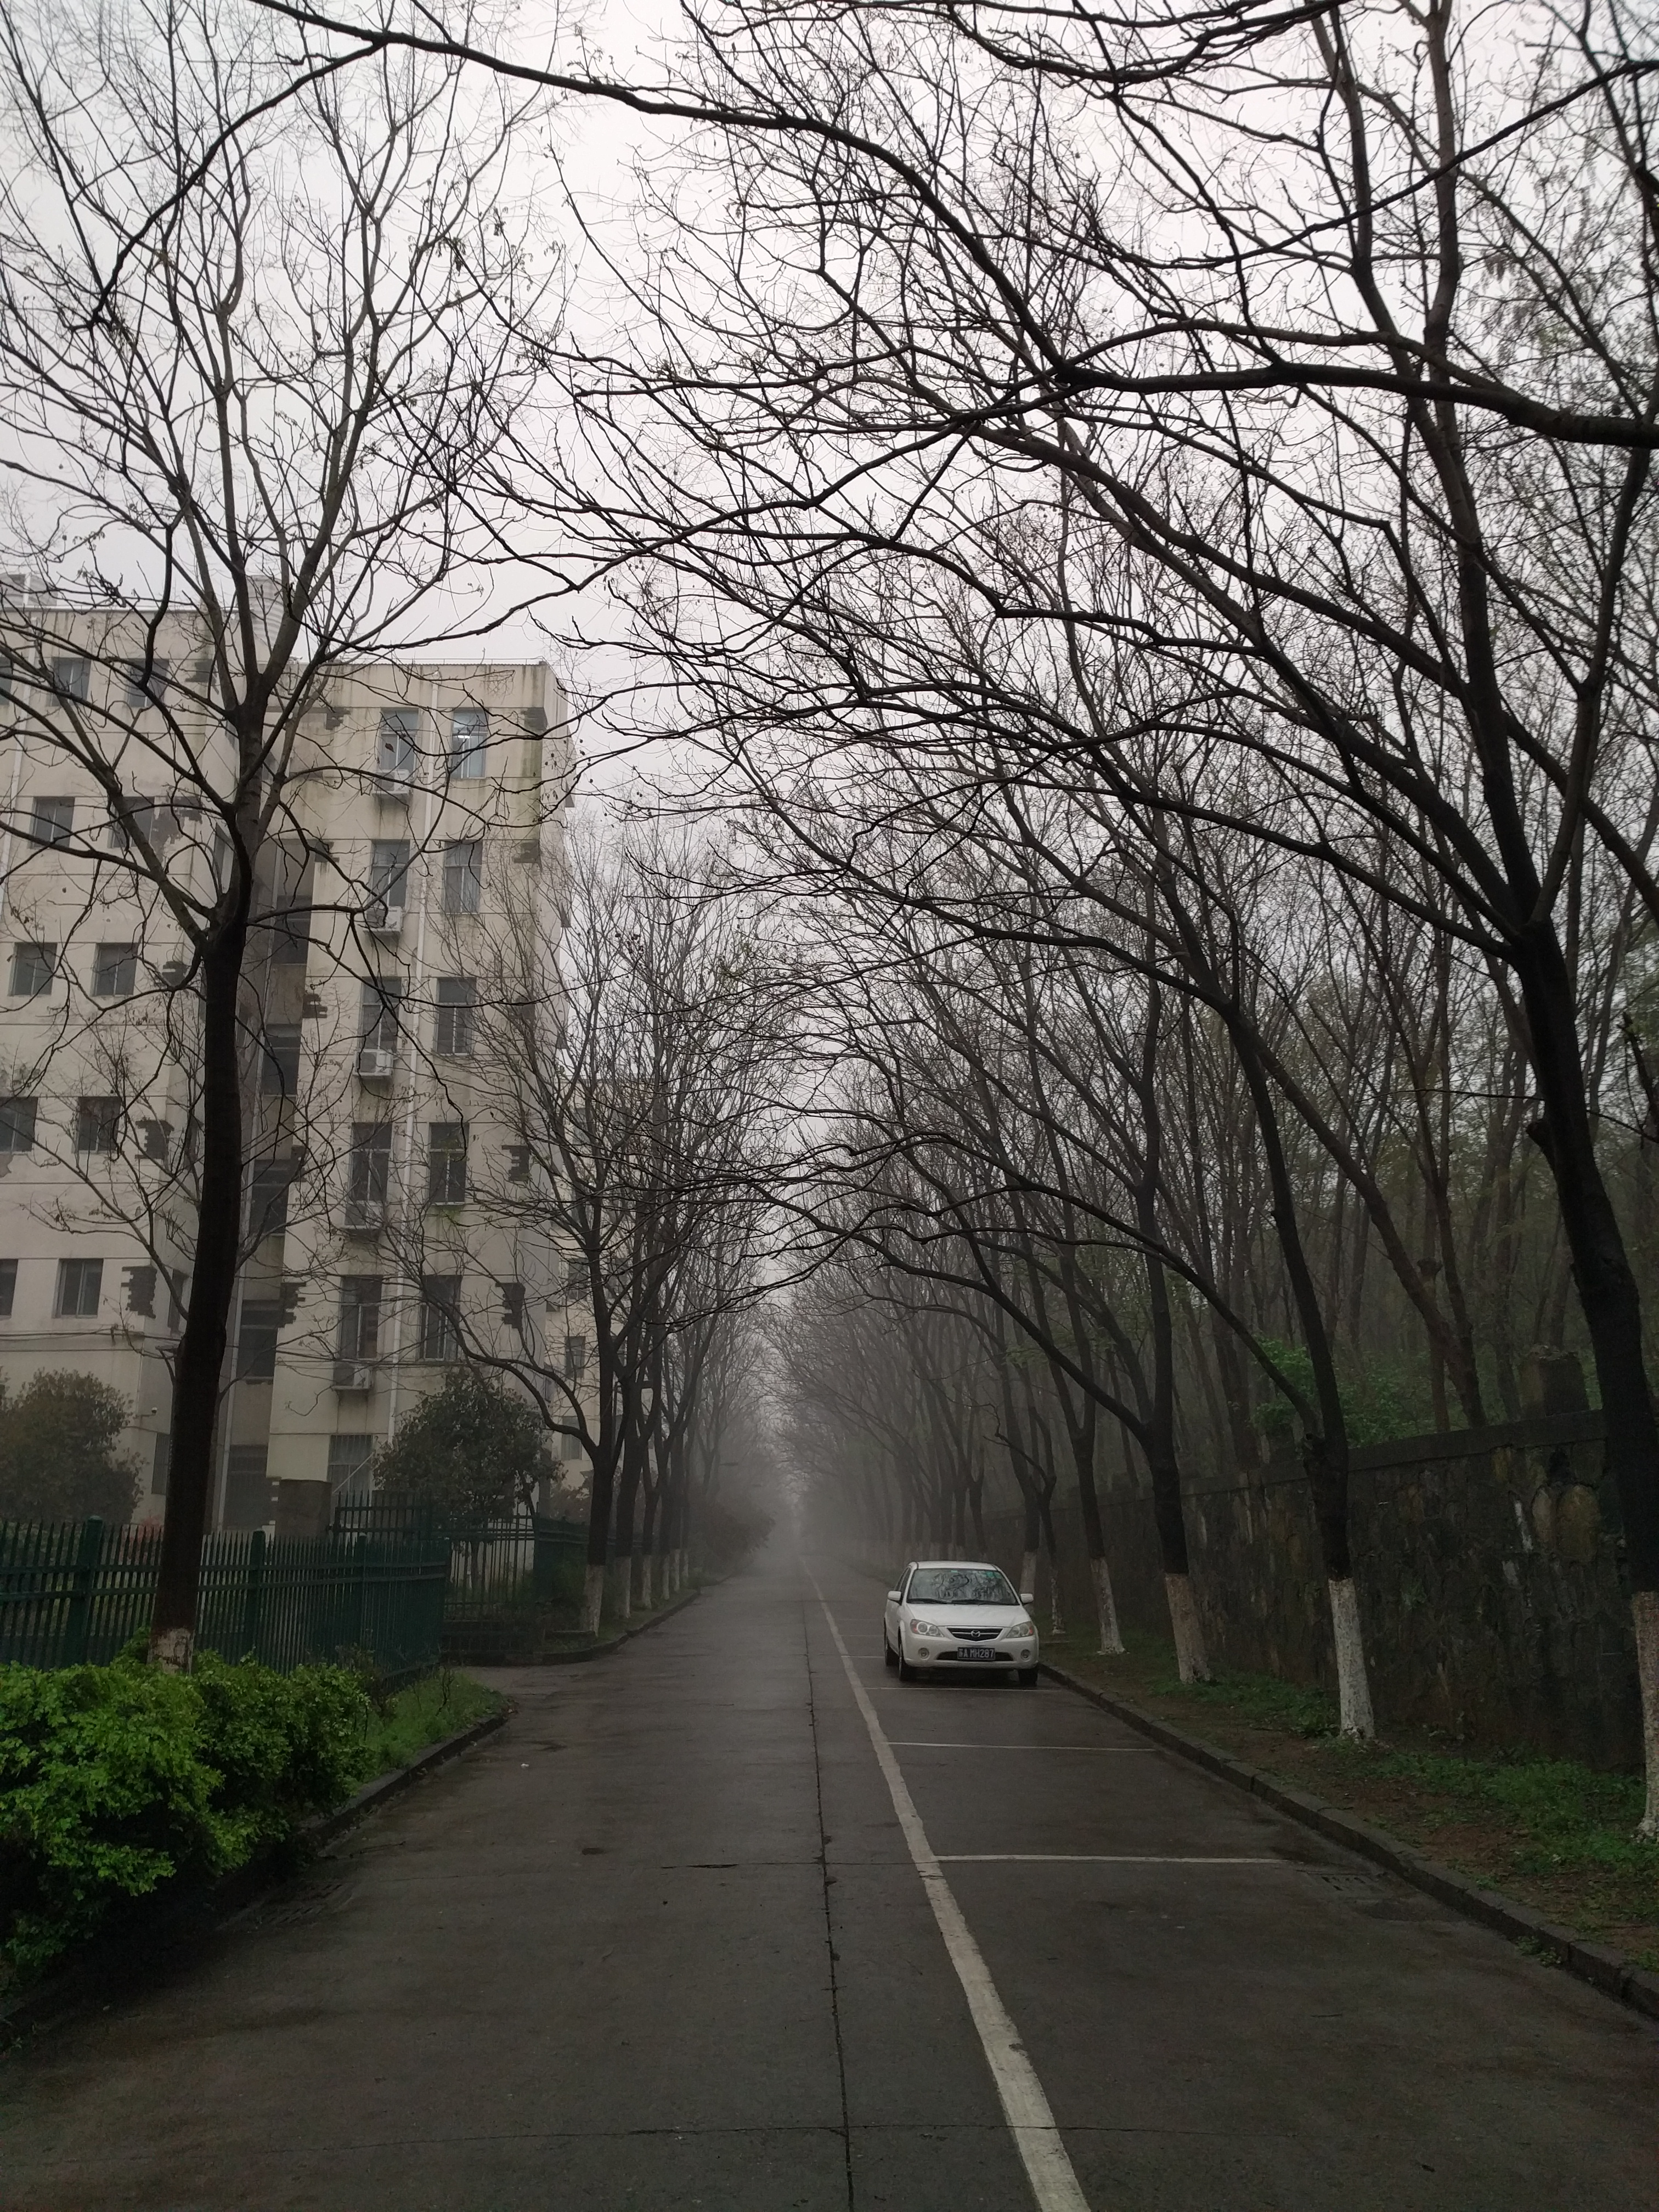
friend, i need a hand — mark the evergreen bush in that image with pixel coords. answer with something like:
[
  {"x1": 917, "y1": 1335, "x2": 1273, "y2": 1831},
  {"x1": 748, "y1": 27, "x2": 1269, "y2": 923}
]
[{"x1": 0, "y1": 1650, "x2": 370, "y2": 1974}]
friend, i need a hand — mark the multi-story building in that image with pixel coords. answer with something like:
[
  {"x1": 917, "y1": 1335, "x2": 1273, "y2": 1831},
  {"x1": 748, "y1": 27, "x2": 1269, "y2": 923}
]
[{"x1": 0, "y1": 593, "x2": 592, "y2": 1532}]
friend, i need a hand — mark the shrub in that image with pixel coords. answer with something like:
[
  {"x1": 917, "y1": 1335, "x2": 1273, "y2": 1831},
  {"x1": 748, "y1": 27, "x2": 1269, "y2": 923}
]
[
  {"x1": 0, "y1": 1370, "x2": 142, "y2": 1523},
  {"x1": 0, "y1": 1651, "x2": 371, "y2": 1974},
  {"x1": 369, "y1": 1366, "x2": 549, "y2": 1524}
]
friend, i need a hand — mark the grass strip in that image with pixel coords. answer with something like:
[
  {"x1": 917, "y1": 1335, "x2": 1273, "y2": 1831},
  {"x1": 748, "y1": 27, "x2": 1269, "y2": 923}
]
[{"x1": 360, "y1": 1669, "x2": 505, "y2": 1777}]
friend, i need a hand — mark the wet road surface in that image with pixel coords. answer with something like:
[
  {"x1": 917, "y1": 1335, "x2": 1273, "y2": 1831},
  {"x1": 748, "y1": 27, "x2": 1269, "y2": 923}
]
[{"x1": 1, "y1": 1548, "x2": 1654, "y2": 2209}]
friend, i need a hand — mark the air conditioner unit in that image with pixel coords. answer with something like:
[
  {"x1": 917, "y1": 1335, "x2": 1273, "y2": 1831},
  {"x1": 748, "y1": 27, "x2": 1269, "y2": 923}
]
[
  {"x1": 343, "y1": 1198, "x2": 386, "y2": 1234},
  {"x1": 331, "y1": 1361, "x2": 374, "y2": 1392},
  {"x1": 357, "y1": 1046, "x2": 396, "y2": 1080},
  {"x1": 367, "y1": 902, "x2": 404, "y2": 941}
]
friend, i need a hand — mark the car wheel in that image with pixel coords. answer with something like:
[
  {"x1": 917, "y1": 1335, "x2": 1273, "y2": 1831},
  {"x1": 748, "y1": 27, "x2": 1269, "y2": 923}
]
[
  {"x1": 898, "y1": 1656, "x2": 917, "y2": 1682},
  {"x1": 1017, "y1": 1668, "x2": 1039, "y2": 1686},
  {"x1": 884, "y1": 1636, "x2": 898, "y2": 1669}
]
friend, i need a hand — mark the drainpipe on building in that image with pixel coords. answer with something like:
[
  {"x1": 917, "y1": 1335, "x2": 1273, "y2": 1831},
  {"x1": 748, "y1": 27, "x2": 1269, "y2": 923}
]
[
  {"x1": 383, "y1": 681, "x2": 436, "y2": 1451},
  {"x1": 0, "y1": 720, "x2": 26, "y2": 927}
]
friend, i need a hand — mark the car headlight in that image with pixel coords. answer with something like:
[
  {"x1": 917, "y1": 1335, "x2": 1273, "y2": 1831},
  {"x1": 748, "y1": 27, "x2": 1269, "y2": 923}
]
[
  {"x1": 909, "y1": 1618, "x2": 952, "y2": 1638},
  {"x1": 1002, "y1": 1620, "x2": 1035, "y2": 1637}
]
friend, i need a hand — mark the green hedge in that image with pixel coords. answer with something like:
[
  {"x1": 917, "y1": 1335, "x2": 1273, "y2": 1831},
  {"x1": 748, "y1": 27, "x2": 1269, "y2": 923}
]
[{"x1": 0, "y1": 1650, "x2": 372, "y2": 1974}]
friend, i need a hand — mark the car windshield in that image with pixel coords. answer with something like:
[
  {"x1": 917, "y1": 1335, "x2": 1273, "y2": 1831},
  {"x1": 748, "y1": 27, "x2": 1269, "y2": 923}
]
[{"x1": 905, "y1": 1566, "x2": 1019, "y2": 1605}]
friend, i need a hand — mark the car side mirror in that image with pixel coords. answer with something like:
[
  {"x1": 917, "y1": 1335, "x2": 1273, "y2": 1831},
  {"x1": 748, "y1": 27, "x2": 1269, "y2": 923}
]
[
  {"x1": 887, "y1": 1589, "x2": 901, "y2": 1601},
  {"x1": 1019, "y1": 1591, "x2": 1034, "y2": 1604}
]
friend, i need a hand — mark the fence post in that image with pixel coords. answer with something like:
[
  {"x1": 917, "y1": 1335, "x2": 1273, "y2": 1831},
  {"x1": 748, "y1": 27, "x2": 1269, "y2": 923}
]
[
  {"x1": 64, "y1": 1517, "x2": 105, "y2": 1666},
  {"x1": 240, "y1": 1528, "x2": 267, "y2": 1660}
]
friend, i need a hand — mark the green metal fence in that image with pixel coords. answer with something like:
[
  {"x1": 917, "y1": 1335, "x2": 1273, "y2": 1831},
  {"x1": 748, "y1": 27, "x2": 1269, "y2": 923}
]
[
  {"x1": 331, "y1": 1497, "x2": 590, "y2": 1662},
  {"x1": 0, "y1": 1516, "x2": 450, "y2": 1675}
]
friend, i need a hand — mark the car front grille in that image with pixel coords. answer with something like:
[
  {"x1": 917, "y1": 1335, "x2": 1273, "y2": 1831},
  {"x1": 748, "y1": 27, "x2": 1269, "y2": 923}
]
[{"x1": 949, "y1": 1626, "x2": 1001, "y2": 1641}]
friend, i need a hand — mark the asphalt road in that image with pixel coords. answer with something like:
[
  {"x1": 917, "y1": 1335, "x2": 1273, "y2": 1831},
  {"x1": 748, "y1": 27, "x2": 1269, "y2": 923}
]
[{"x1": 1, "y1": 1548, "x2": 1655, "y2": 2210}]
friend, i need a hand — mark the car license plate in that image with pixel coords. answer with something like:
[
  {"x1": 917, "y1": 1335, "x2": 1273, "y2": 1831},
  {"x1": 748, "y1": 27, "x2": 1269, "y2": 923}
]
[{"x1": 962, "y1": 1647, "x2": 994, "y2": 1660}]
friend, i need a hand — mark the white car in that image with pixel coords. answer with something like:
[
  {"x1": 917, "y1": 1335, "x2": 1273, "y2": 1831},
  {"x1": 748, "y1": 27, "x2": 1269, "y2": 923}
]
[{"x1": 883, "y1": 1560, "x2": 1040, "y2": 1685}]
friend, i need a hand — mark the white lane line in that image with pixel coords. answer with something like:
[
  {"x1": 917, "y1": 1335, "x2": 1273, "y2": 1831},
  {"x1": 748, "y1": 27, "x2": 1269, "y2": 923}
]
[
  {"x1": 887, "y1": 1742, "x2": 1151, "y2": 1751},
  {"x1": 939, "y1": 1854, "x2": 1282, "y2": 1865},
  {"x1": 809, "y1": 1575, "x2": 1092, "y2": 2212}
]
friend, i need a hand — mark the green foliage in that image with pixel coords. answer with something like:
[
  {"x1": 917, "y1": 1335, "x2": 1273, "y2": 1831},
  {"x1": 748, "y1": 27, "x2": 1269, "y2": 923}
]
[
  {"x1": 1251, "y1": 1339, "x2": 1433, "y2": 1447},
  {"x1": 1330, "y1": 1745, "x2": 1655, "y2": 1878},
  {"x1": 1156, "y1": 1664, "x2": 1340, "y2": 1738},
  {"x1": 368, "y1": 1367, "x2": 548, "y2": 1524},
  {"x1": 0, "y1": 1370, "x2": 142, "y2": 1523},
  {"x1": 0, "y1": 1651, "x2": 371, "y2": 1973},
  {"x1": 360, "y1": 1669, "x2": 503, "y2": 1773}
]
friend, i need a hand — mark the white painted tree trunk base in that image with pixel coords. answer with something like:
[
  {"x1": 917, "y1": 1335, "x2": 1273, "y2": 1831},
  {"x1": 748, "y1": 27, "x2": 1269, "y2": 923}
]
[
  {"x1": 580, "y1": 1562, "x2": 605, "y2": 1637},
  {"x1": 1328, "y1": 1576, "x2": 1375, "y2": 1739},
  {"x1": 149, "y1": 1625, "x2": 194, "y2": 1674},
  {"x1": 639, "y1": 1556, "x2": 654, "y2": 1610},
  {"x1": 1091, "y1": 1554, "x2": 1125, "y2": 1656},
  {"x1": 616, "y1": 1562, "x2": 633, "y2": 1624},
  {"x1": 1634, "y1": 1589, "x2": 1659, "y2": 1841},
  {"x1": 1164, "y1": 1572, "x2": 1211, "y2": 1683},
  {"x1": 1019, "y1": 1549, "x2": 1038, "y2": 1604}
]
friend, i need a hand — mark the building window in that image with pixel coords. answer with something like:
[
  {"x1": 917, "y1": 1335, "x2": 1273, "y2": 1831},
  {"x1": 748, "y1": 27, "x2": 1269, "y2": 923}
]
[
  {"x1": 500, "y1": 1281, "x2": 526, "y2": 1333},
  {"x1": 236, "y1": 1297, "x2": 281, "y2": 1380},
  {"x1": 0, "y1": 1260, "x2": 16, "y2": 1316},
  {"x1": 0, "y1": 1096, "x2": 36, "y2": 1152},
  {"x1": 441, "y1": 839, "x2": 482, "y2": 915},
  {"x1": 75, "y1": 1096, "x2": 120, "y2": 1154},
  {"x1": 425, "y1": 1121, "x2": 467, "y2": 1205},
  {"x1": 223, "y1": 1444, "x2": 273, "y2": 1530},
  {"x1": 122, "y1": 1265, "x2": 157, "y2": 1317},
  {"x1": 449, "y1": 707, "x2": 488, "y2": 781},
  {"x1": 419, "y1": 1276, "x2": 461, "y2": 1362},
  {"x1": 92, "y1": 942, "x2": 138, "y2": 997},
  {"x1": 249, "y1": 1155, "x2": 298, "y2": 1240},
  {"x1": 122, "y1": 657, "x2": 170, "y2": 708},
  {"x1": 261, "y1": 1023, "x2": 302, "y2": 1097},
  {"x1": 359, "y1": 976, "x2": 403, "y2": 1056},
  {"x1": 139, "y1": 1118, "x2": 172, "y2": 1163},
  {"x1": 49, "y1": 655, "x2": 89, "y2": 700},
  {"x1": 563, "y1": 1332, "x2": 586, "y2": 1381},
  {"x1": 30, "y1": 797, "x2": 74, "y2": 848},
  {"x1": 506, "y1": 1143, "x2": 529, "y2": 1183},
  {"x1": 54, "y1": 1257, "x2": 102, "y2": 1317},
  {"x1": 349, "y1": 1122, "x2": 392, "y2": 1204},
  {"x1": 368, "y1": 838, "x2": 410, "y2": 920},
  {"x1": 376, "y1": 708, "x2": 418, "y2": 775},
  {"x1": 433, "y1": 976, "x2": 477, "y2": 1057},
  {"x1": 328, "y1": 1432, "x2": 375, "y2": 1495},
  {"x1": 337, "y1": 1276, "x2": 382, "y2": 1362},
  {"x1": 9, "y1": 941, "x2": 54, "y2": 996}
]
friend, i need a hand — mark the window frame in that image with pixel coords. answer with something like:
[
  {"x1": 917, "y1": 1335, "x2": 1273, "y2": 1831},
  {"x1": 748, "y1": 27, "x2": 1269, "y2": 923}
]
[
  {"x1": 425, "y1": 1120, "x2": 467, "y2": 1206},
  {"x1": 92, "y1": 941, "x2": 139, "y2": 997},
  {"x1": 419, "y1": 1274, "x2": 462, "y2": 1362},
  {"x1": 440, "y1": 839, "x2": 483, "y2": 916},
  {"x1": 54, "y1": 1256, "x2": 103, "y2": 1318},
  {"x1": 0, "y1": 1096, "x2": 37, "y2": 1153},
  {"x1": 433, "y1": 975, "x2": 478, "y2": 1057},
  {"x1": 448, "y1": 707, "x2": 488, "y2": 781},
  {"x1": 9, "y1": 941, "x2": 55, "y2": 996},
  {"x1": 75, "y1": 1095, "x2": 121, "y2": 1155}
]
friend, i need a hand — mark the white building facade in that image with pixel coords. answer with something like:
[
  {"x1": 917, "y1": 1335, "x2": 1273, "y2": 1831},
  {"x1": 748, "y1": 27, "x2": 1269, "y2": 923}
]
[{"x1": 0, "y1": 599, "x2": 590, "y2": 1532}]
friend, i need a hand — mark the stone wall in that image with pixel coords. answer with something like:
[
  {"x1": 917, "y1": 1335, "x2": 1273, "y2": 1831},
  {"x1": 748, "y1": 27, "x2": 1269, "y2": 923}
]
[{"x1": 981, "y1": 1409, "x2": 1642, "y2": 1768}]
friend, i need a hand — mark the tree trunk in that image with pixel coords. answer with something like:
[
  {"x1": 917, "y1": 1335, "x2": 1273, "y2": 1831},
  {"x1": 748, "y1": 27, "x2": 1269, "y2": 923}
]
[
  {"x1": 1521, "y1": 945, "x2": 1659, "y2": 1823},
  {"x1": 148, "y1": 923, "x2": 247, "y2": 1670}
]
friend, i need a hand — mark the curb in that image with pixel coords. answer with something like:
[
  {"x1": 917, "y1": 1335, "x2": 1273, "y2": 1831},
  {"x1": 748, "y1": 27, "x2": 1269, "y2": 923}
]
[
  {"x1": 0, "y1": 1700, "x2": 511, "y2": 2051},
  {"x1": 528, "y1": 1584, "x2": 704, "y2": 1665},
  {"x1": 1040, "y1": 1659, "x2": 1659, "y2": 2026},
  {"x1": 301, "y1": 1701, "x2": 511, "y2": 1848}
]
